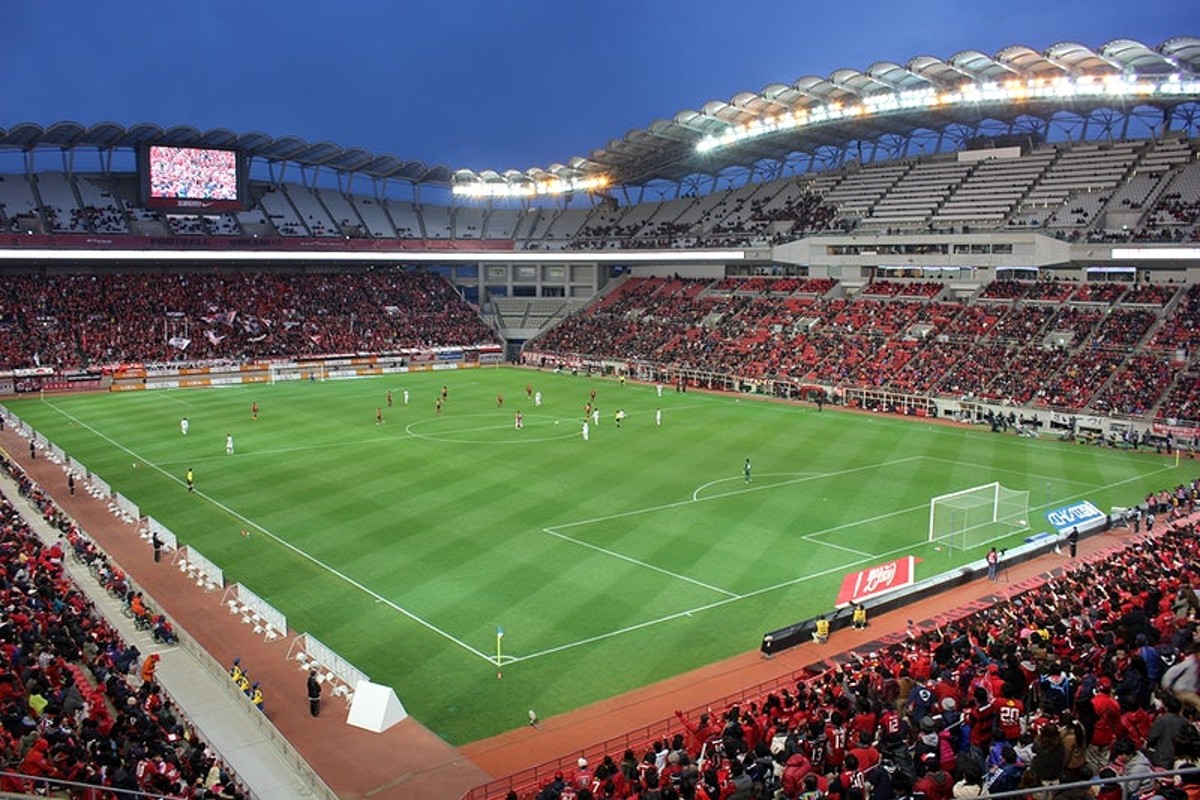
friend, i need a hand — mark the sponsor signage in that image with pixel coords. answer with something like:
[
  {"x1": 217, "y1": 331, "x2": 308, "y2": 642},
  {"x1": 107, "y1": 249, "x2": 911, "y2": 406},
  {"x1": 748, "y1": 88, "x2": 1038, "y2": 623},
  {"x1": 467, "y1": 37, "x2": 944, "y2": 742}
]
[
  {"x1": 836, "y1": 556, "x2": 918, "y2": 606},
  {"x1": 1044, "y1": 500, "x2": 1106, "y2": 534},
  {"x1": 1152, "y1": 421, "x2": 1200, "y2": 440}
]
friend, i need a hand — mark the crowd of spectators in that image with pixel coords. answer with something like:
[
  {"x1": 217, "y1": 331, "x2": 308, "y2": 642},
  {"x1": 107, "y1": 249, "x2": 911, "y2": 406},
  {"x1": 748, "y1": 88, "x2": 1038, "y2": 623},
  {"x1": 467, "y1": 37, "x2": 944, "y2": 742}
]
[
  {"x1": 1090, "y1": 355, "x2": 1176, "y2": 418},
  {"x1": 162, "y1": 215, "x2": 242, "y2": 237},
  {"x1": 1045, "y1": 308, "x2": 1105, "y2": 347},
  {"x1": 42, "y1": 205, "x2": 90, "y2": 234},
  {"x1": 932, "y1": 344, "x2": 1016, "y2": 399},
  {"x1": 697, "y1": 190, "x2": 840, "y2": 249},
  {"x1": 0, "y1": 266, "x2": 1196, "y2": 422},
  {"x1": 1144, "y1": 192, "x2": 1200, "y2": 231},
  {"x1": 1019, "y1": 349, "x2": 1128, "y2": 411},
  {"x1": 525, "y1": 481, "x2": 1200, "y2": 800},
  {"x1": 979, "y1": 282, "x2": 1074, "y2": 304},
  {"x1": 1121, "y1": 285, "x2": 1180, "y2": 309},
  {"x1": 0, "y1": 453, "x2": 247, "y2": 798},
  {"x1": 532, "y1": 276, "x2": 1200, "y2": 424},
  {"x1": 979, "y1": 306, "x2": 1058, "y2": 346},
  {"x1": 860, "y1": 282, "x2": 944, "y2": 300},
  {"x1": 1092, "y1": 310, "x2": 1158, "y2": 350},
  {"x1": 1072, "y1": 283, "x2": 1129, "y2": 305},
  {"x1": 0, "y1": 269, "x2": 497, "y2": 371},
  {"x1": 1157, "y1": 370, "x2": 1200, "y2": 424},
  {"x1": 976, "y1": 348, "x2": 1071, "y2": 407},
  {"x1": 1149, "y1": 285, "x2": 1200, "y2": 360}
]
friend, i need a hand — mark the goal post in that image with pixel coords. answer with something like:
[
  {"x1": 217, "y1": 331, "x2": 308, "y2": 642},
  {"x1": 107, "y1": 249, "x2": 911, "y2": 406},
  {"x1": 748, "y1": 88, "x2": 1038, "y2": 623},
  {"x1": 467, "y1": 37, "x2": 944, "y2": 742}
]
[{"x1": 929, "y1": 482, "x2": 1030, "y2": 551}]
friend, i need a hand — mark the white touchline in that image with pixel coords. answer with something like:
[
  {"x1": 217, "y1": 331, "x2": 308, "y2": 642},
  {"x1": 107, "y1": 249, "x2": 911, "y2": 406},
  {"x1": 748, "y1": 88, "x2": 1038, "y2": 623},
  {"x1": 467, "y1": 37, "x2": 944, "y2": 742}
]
[{"x1": 41, "y1": 401, "x2": 496, "y2": 663}]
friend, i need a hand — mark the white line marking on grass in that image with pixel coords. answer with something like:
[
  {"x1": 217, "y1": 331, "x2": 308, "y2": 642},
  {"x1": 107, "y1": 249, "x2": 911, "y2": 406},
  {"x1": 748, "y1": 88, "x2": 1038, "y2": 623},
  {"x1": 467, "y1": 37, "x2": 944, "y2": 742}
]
[
  {"x1": 554, "y1": 456, "x2": 924, "y2": 534},
  {"x1": 922, "y1": 456, "x2": 1097, "y2": 488},
  {"x1": 41, "y1": 401, "x2": 499, "y2": 664},
  {"x1": 404, "y1": 416, "x2": 579, "y2": 445},
  {"x1": 156, "y1": 434, "x2": 419, "y2": 465},
  {"x1": 513, "y1": 544, "x2": 907, "y2": 663},
  {"x1": 699, "y1": 457, "x2": 925, "y2": 501},
  {"x1": 543, "y1": 458, "x2": 921, "y2": 599},
  {"x1": 801, "y1": 503, "x2": 927, "y2": 542},
  {"x1": 541, "y1": 527, "x2": 739, "y2": 598},
  {"x1": 691, "y1": 472, "x2": 821, "y2": 501},
  {"x1": 512, "y1": 461, "x2": 1179, "y2": 664},
  {"x1": 807, "y1": 538, "x2": 875, "y2": 557}
]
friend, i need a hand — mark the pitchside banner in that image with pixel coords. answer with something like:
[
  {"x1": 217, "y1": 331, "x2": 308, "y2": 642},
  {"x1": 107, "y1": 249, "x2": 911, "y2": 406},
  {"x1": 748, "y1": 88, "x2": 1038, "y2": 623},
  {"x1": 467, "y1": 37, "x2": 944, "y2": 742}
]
[
  {"x1": 1044, "y1": 500, "x2": 1106, "y2": 534},
  {"x1": 1153, "y1": 421, "x2": 1200, "y2": 441},
  {"x1": 836, "y1": 556, "x2": 919, "y2": 606}
]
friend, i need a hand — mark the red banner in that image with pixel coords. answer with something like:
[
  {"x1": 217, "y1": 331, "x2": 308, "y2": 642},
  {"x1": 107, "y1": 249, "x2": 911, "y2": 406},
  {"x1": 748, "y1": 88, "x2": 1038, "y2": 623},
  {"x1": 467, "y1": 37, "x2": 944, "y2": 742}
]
[
  {"x1": 836, "y1": 556, "x2": 919, "y2": 606},
  {"x1": 1152, "y1": 421, "x2": 1200, "y2": 440}
]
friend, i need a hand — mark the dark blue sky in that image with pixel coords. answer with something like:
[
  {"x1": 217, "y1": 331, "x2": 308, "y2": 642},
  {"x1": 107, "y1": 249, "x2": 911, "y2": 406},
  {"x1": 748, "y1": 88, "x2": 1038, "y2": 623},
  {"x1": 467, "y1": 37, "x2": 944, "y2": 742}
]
[{"x1": 2, "y1": 1, "x2": 1189, "y2": 174}]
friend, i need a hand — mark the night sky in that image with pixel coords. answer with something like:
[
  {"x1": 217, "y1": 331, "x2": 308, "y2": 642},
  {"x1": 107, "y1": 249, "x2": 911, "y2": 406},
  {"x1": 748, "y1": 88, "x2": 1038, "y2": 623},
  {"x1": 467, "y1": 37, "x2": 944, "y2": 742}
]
[{"x1": 1, "y1": 1, "x2": 1189, "y2": 174}]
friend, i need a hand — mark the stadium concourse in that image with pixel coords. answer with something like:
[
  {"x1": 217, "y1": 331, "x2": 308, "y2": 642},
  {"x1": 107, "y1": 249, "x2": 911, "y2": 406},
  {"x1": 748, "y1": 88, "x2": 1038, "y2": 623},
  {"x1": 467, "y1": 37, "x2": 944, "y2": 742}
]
[{"x1": 2, "y1": 392, "x2": 1196, "y2": 800}]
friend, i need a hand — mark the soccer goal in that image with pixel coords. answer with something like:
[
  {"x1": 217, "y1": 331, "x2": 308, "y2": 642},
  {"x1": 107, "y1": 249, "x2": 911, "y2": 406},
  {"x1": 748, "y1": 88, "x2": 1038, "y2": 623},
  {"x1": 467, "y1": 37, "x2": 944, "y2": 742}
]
[{"x1": 929, "y1": 482, "x2": 1030, "y2": 551}]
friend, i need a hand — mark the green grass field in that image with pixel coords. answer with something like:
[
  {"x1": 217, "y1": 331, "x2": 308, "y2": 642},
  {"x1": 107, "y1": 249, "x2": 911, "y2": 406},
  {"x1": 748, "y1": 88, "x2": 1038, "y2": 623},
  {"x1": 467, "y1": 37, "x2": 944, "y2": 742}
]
[{"x1": 0, "y1": 367, "x2": 1177, "y2": 744}]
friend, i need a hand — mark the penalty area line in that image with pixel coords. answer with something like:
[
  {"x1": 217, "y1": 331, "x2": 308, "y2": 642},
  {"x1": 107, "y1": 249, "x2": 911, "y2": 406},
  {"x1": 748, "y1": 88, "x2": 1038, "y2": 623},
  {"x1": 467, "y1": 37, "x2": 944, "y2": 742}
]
[
  {"x1": 510, "y1": 463, "x2": 1182, "y2": 664},
  {"x1": 542, "y1": 526, "x2": 739, "y2": 598}
]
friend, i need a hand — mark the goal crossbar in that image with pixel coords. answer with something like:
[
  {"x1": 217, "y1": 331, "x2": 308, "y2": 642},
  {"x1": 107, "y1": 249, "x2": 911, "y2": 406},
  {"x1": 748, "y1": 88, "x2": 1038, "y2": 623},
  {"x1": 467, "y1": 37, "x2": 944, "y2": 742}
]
[{"x1": 929, "y1": 481, "x2": 1030, "y2": 550}]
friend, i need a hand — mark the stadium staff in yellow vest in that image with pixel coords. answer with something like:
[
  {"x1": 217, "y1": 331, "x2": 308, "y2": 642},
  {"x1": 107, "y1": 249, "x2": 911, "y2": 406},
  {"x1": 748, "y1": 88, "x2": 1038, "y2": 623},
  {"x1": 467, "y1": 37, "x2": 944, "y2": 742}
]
[
  {"x1": 249, "y1": 682, "x2": 264, "y2": 712},
  {"x1": 852, "y1": 603, "x2": 868, "y2": 629},
  {"x1": 813, "y1": 615, "x2": 830, "y2": 643}
]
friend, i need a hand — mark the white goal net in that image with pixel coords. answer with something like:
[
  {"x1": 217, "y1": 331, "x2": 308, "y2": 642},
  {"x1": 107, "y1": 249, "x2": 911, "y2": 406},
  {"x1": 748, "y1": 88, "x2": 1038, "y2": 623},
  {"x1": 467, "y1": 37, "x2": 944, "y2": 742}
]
[{"x1": 929, "y1": 482, "x2": 1030, "y2": 551}]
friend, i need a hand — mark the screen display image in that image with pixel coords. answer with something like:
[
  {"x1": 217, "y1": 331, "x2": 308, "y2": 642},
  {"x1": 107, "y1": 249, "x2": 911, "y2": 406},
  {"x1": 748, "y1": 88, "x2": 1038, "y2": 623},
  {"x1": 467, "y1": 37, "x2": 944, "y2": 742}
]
[{"x1": 144, "y1": 145, "x2": 243, "y2": 211}]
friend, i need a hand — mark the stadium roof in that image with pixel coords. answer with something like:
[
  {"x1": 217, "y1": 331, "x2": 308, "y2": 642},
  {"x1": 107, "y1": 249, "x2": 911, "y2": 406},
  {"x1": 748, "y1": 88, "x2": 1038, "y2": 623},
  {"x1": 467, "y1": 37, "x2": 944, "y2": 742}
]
[{"x1": 2, "y1": 37, "x2": 1198, "y2": 193}]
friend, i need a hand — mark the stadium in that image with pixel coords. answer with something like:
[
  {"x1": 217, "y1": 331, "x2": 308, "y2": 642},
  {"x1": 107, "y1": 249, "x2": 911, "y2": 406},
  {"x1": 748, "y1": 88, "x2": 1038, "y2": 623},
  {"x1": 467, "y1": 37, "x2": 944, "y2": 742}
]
[{"x1": 1, "y1": 32, "x2": 1200, "y2": 800}]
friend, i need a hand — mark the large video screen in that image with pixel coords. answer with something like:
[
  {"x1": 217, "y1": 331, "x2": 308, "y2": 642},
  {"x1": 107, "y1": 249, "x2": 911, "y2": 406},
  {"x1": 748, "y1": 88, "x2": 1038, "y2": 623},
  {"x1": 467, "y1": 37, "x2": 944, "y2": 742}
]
[{"x1": 142, "y1": 145, "x2": 244, "y2": 212}]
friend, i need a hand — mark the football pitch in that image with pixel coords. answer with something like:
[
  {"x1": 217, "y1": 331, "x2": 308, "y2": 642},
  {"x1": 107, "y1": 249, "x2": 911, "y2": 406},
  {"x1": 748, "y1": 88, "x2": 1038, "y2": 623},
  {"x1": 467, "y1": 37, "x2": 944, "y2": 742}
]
[{"x1": 1, "y1": 367, "x2": 1177, "y2": 744}]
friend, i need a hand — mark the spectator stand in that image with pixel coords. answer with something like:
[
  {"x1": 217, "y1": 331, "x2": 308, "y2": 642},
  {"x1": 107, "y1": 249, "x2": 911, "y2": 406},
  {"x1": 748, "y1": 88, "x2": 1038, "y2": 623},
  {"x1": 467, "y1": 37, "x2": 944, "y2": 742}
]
[
  {"x1": 0, "y1": 441, "x2": 336, "y2": 799},
  {"x1": 0, "y1": 460, "x2": 262, "y2": 798}
]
